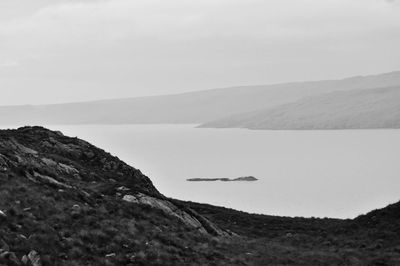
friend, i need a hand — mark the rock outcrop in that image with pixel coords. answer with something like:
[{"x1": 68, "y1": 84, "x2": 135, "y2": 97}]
[
  {"x1": 2, "y1": 126, "x2": 400, "y2": 265},
  {"x1": 0, "y1": 126, "x2": 226, "y2": 237},
  {"x1": 0, "y1": 126, "x2": 158, "y2": 196},
  {"x1": 122, "y1": 193, "x2": 227, "y2": 236},
  {"x1": 0, "y1": 126, "x2": 231, "y2": 265}
]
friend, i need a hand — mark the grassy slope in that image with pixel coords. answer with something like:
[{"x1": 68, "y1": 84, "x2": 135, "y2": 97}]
[
  {"x1": 180, "y1": 200, "x2": 400, "y2": 265},
  {"x1": 1, "y1": 127, "x2": 400, "y2": 265},
  {"x1": 0, "y1": 127, "x2": 244, "y2": 265},
  {"x1": 201, "y1": 86, "x2": 400, "y2": 130}
]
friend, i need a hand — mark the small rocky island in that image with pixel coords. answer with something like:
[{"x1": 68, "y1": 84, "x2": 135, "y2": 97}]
[{"x1": 187, "y1": 176, "x2": 258, "y2": 182}]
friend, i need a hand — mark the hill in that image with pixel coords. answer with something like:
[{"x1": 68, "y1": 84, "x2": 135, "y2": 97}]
[
  {"x1": 0, "y1": 126, "x2": 232, "y2": 265},
  {"x1": 200, "y1": 86, "x2": 400, "y2": 130},
  {"x1": 1, "y1": 71, "x2": 400, "y2": 126},
  {"x1": 1, "y1": 127, "x2": 400, "y2": 265}
]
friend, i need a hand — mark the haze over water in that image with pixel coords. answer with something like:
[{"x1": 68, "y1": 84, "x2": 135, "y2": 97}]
[{"x1": 47, "y1": 124, "x2": 400, "y2": 219}]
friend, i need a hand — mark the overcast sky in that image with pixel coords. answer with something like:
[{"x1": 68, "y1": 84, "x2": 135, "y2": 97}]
[{"x1": 0, "y1": 0, "x2": 399, "y2": 105}]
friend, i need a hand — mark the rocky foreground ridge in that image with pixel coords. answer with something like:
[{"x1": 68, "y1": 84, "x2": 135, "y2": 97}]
[
  {"x1": 1, "y1": 126, "x2": 400, "y2": 265},
  {"x1": 0, "y1": 126, "x2": 233, "y2": 265}
]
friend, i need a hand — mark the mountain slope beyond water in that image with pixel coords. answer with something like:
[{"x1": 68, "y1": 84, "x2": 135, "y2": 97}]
[
  {"x1": 200, "y1": 86, "x2": 400, "y2": 130},
  {"x1": 1, "y1": 71, "x2": 400, "y2": 126}
]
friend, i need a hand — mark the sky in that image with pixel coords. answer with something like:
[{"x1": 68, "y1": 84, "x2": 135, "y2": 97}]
[{"x1": 0, "y1": 0, "x2": 399, "y2": 105}]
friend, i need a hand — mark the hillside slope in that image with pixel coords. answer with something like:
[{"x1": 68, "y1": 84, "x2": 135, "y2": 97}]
[
  {"x1": 1, "y1": 127, "x2": 400, "y2": 265},
  {"x1": 1, "y1": 71, "x2": 400, "y2": 126},
  {"x1": 200, "y1": 86, "x2": 400, "y2": 130},
  {"x1": 0, "y1": 127, "x2": 234, "y2": 265}
]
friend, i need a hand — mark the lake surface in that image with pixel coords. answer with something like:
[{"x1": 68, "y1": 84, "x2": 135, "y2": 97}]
[{"x1": 39, "y1": 125, "x2": 400, "y2": 219}]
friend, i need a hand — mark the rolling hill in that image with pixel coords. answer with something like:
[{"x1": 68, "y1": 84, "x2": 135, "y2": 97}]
[
  {"x1": 1, "y1": 71, "x2": 400, "y2": 126},
  {"x1": 200, "y1": 86, "x2": 400, "y2": 130},
  {"x1": 1, "y1": 126, "x2": 400, "y2": 265}
]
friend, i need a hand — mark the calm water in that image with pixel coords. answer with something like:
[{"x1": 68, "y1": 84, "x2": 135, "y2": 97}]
[{"x1": 42, "y1": 125, "x2": 400, "y2": 219}]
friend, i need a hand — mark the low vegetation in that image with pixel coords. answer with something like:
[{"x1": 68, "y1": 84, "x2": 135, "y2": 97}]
[{"x1": 1, "y1": 126, "x2": 400, "y2": 265}]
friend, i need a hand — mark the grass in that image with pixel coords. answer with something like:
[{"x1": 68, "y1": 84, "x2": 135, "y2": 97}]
[{"x1": 1, "y1": 126, "x2": 400, "y2": 265}]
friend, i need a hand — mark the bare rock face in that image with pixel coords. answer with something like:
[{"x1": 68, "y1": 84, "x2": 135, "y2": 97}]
[
  {"x1": 122, "y1": 193, "x2": 228, "y2": 236},
  {"x1": 123, "y1": 193, "x2": 208, "y2": 233}
]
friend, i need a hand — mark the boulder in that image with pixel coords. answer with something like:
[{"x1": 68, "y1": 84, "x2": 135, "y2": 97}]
[
  {"x1": 71, "y1": 204, "x2": 82, "y2": 218},
  {"x1": 123, "y1": 195, "x2": 140, "y2": 204},
  {"x1": 58, "y1": 163, "x2": 80, "y2": 177},
  {"x1": 27, "y1": 250, "x2": 42, "y2": 266}
]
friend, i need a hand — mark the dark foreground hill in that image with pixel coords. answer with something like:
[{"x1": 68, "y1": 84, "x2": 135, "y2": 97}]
[
  {"x1": 201, "y1": 86, "x2": 400, "y2": 130},
  {"x1": 1, "y1": 127, "x2": 400, "y2": 265}
]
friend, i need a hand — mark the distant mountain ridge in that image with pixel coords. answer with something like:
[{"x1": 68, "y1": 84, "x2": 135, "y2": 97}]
[
  {"x1": 1, "y1": 71, "x2": 400, "y2": 128},
  {"x1": 200, "y1": 86, "x2": 400, "y2": 130}
]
